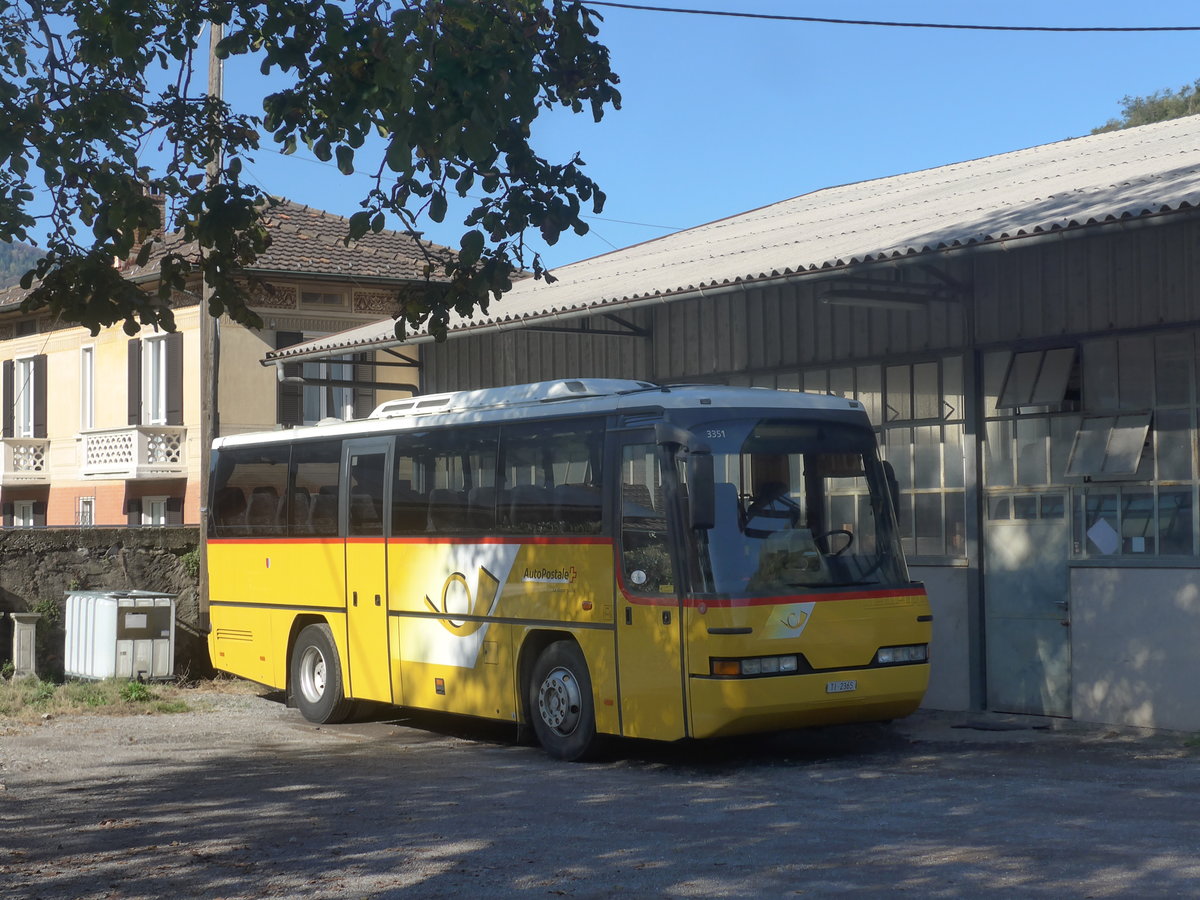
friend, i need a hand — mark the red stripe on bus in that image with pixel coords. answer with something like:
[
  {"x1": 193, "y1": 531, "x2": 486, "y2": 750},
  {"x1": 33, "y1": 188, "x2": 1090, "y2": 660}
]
[
  {"x1": 208, "y1": 535, "x2": 614, "y2": 547},
  {"x1": 617, "y1": 584, "x2": 923, "y2": 607}
]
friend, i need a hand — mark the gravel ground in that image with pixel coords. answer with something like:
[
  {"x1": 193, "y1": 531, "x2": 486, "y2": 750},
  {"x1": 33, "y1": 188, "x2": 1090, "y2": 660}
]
[{"x1": 2, "y1": 685, "x2": 1199, "y2": 898}]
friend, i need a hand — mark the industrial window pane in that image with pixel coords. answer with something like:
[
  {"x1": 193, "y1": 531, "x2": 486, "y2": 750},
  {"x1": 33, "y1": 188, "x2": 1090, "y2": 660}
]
[
  {"x1": 1015, "y1": 417, "x2": 1049, "y2": 486},
  {"x1": 1158, "y1": 489, "x2": 1193, "y2": 556},
  {"x1": 1067, "y1": 419, "x2": 1108, "y2": 477},
  {"x1": 1066, "y1": 415, "x2": 1152, "y2": 478},
  {"x1": 985, "y1": 420, "x2": 1014, "y2": 487},
  {"x1": 914, "y1": 493, "x2": 942, "y2": 556},
  {"x1": 1084, "y1": 493, "x2": 1120, "y2": 555},
  {"x1": 856, "y1": 365, "x2": 882, "y2": 425},
  {"x1": 1031, "y1": 348, "x2": 1076, "y2": 405},
  {"x1": 987, "y1": 496, "x2": 1010, "y2": 520},
  {"x1": 943, "y1": 355, "x2": 964, "y2": 421},
  {"x1": 1121, "y1": 491, "x2": 1155, "y2": 554},
  {"x1": 998, "y1": 351, "x2": 1042, "y2": 408},
  {"x1": 913, "y1": 426, "x2": 940, "y2": 489},
  {"x1": 1118, "y1": 336, "x2": 1154, "y2": 410},
  {"x1": 1155, "y1": 409, "x2": 1192, "y2": 481},
  {"x1": 943, "y1": 424, "x2": 964, "y2": 489},
  {"x1": 1083, "y1": 339, "x2": 1118, "y2": 409},
  {"x1": 752, "y1": 373, "x2": 777, "y2": 389},
  {"x1": 886, "y1": 365, "x2": 911, "y2": 421},
  {"x1": 803, "y1": 370, "x2": 827, "y2": 394},
  {"x1": 945, "y1": 491, "x2": 966, "y2": 556},
  {"x1": 1104, "y1": 414, "x2": 1152, "y2": 475},
  {"x1": 982, "y1": 351, "x2": 1010, "y2": 418},
  {"x1": 913, "y1": 362, "x2": 940, "y2": 420},
  {"x1": 776, "y1": 372, "x2": 800, "y2": 392},
  {"x1": 884, "y1": 428, "x2": 913, "y2": 490},
  {"x1": 897, "y1": 491, "x2": 914, "y2": 556},
  {"x1": 1041, "y1": 494, "x2": 1065, "y2": 519},
  {"x1": 1013, "y1": 496, "x2": 1038, "y2": 520},
  {"x1": 1050, "y1": 415, "x2": 1081, "y2": 483},
  {"x1": 829, "y1": 367, "x2": 854, "y2": 399},
  {"x1": 997, "y1": 348, "x2": 1075, "y2": 408}
]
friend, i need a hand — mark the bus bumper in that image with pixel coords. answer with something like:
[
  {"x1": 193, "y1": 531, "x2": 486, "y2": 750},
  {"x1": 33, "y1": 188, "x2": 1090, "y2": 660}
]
[{"x1": 688, "y1": 663, "x2": 930, "y2": 739}]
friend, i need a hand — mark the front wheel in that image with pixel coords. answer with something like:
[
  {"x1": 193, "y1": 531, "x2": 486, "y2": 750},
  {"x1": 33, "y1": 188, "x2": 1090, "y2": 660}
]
[
  {"x1": 528, "y1": 641, "x2": 600, "y2": 761},
  {"x1": 291, "y1": 623, "x2": 354, "y2": 724}
]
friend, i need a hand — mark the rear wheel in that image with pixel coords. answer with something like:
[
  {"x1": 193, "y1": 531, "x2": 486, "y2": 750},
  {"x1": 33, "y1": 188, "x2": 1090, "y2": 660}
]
[
  {"x1": 528, "y1": 641, "x2": 600, "y2": 761},
  {"x1": 291, "y1": 624, "x2": 354, "y2": 724}
]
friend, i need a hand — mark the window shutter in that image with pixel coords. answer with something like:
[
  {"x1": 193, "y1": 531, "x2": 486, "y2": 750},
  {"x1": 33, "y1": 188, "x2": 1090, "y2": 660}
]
[
  {"x1": 166, "y1": 496, "x2": 183, "y2": 525},
  {"x1": 165, "y1": 332, "x2": 184, "y2": 426},
  {"x1": 32, "y1": 500, "x2": 46, "y2": 527},
  {"x1": 276, "y1": 332, "x2": 304, "y2": 427},
  {"x1": 128, "y1": 339, "x2": 142, "y2": 425},
  {"x1": 32, "y1": 354, "x2": 47, "y2": 438},
  {"x1": 126, "y1": 497, "x2": 142, "y2": 526},
  {"x1": 353, "y1": 351, "x2": 376, "y2": 419},
  {"x1": 2, "y1": 502, "x2": 12, "y2": 527},
  {"x1": 2, "y1": 359, "x2": 12, "y2": 438}
]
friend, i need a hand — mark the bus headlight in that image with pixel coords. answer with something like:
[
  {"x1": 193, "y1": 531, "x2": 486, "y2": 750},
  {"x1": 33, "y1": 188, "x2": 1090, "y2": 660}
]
[{"x1": 875, "y1": 644, "x2": 928, "y2": 665}]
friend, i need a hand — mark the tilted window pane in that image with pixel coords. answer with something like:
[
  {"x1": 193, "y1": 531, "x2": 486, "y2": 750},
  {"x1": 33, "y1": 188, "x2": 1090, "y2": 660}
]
[
  {"x1": 1102, "y1": 414, "x2": 1151, "y2": 475},
  {"x1": 1031, "y1": 347, "x2": 1076, "y2": 405}
]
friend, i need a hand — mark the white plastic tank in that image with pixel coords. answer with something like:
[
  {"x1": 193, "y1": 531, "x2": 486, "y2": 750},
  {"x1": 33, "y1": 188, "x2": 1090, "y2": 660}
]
[{"x1": 64, "y1": 590, "x2": 177, "y2": 680}]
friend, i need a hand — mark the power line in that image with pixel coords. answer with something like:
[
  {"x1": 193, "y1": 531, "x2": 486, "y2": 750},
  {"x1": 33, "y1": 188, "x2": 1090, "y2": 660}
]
[{"x1": 585, "y1": 2, "x2": 1200, "y2": 32}]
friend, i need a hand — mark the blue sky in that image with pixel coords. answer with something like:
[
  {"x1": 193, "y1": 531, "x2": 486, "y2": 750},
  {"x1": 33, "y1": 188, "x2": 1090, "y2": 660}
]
[{"x1": 220, "y1": 2, "x2": 1200, "y2": 269}]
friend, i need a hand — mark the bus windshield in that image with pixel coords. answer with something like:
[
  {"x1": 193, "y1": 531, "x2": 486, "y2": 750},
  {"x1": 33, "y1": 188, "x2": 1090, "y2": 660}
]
[{"x1": 692, "y1": 416, "x2": 908, "y2": 594}]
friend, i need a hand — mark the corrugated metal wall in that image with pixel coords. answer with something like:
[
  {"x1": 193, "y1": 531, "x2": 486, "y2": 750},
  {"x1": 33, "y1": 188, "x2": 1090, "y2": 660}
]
[
  {"x1": 422, "y1": 216, "x2": 1200, "y2": 393},
  {"x1": 423, "y1": 263, "x2": 972, "y2": 392},
  {"x1": 973, "y1": 219, "x2": 1200, "y2": 345}
]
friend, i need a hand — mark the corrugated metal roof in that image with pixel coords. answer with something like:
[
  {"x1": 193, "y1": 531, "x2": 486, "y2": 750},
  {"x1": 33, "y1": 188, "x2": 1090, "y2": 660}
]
[{"x1": 262, "y1": 116, "x2": 1200, "y2": 361}]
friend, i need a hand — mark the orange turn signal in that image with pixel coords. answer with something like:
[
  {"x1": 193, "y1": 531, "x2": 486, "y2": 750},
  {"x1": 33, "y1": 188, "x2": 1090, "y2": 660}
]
[{"x1": 711, "y1": 660, "x2": 740, "y2": 676}]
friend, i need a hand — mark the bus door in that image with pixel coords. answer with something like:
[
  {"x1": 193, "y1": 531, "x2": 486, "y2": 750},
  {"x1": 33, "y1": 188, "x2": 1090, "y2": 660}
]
[
  {"x1": 614, "y1": 435, "x2": 688, "y2": 740},
  {"x1": 341, "y1": 437, "x2": 393, "y2": 704}
]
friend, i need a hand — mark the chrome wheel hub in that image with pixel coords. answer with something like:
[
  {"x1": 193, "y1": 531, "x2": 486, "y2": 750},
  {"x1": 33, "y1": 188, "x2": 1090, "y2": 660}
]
[{"x1": 538, "y1": 666, "x2": 581, "y2": 736}]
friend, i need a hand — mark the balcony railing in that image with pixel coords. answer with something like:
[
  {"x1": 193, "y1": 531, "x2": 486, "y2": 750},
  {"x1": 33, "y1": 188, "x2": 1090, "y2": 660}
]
[
  {"x1": 80, "y1": 426, "x2": 187, "y2": 479},
  {"x1": 0, "y1": 438, "x2": 50, "y2": 486}
]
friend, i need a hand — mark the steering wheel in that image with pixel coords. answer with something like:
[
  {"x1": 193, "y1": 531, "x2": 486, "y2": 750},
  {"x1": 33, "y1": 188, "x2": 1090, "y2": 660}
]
[
  {"x1": 743, "y1": 483, "x2": 801, "y2": 528},
  {"x1": 812, "y1": 528, "x2": 854, "y2": 556}
]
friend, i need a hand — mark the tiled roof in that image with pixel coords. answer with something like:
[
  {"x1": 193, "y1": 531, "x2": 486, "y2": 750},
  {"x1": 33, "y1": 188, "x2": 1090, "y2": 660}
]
[
  {"x1": 266, "y1": 115, "x2": 1200, "y2": 362},
  {"x1": 123, "y1": 197, "x2": 454, "y2": 282},
  {"x1": 0, "y1": 198, "x2": 452, "y2": 313}
]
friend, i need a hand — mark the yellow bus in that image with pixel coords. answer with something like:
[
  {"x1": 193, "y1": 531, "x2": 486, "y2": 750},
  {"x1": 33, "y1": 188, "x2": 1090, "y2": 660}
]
[{"x1": 207, "y1": 379, "x2": 931, "y2": 759}]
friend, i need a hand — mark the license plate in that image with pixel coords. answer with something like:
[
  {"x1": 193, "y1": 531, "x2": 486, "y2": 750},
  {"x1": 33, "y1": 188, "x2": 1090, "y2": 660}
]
[{"x1": 825, "y1": 680, "x2": 857, "y2": 694}]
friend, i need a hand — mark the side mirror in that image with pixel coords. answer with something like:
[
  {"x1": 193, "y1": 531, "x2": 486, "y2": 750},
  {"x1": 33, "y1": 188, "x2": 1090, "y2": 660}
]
[
  {"x1": 882, "y1": 460, "x2": 901, "y2": 517},
  {"x1": 688, "y1": 448, "x2": 715, "y2": 530}
]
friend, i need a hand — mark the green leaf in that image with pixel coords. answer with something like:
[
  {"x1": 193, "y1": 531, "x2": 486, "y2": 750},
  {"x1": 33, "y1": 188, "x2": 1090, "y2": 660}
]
[
  {"x1": 429, "y1": 191, "x2": 447, "y2": 223},
  {"x1": 336, "y1": 144, "x2": 354, "y2": 175}
]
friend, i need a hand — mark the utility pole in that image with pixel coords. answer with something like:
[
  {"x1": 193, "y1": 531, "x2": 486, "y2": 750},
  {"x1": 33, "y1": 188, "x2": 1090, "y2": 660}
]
[{"x1": 198, "y1": 20, "x2": 223, "y2": 633}]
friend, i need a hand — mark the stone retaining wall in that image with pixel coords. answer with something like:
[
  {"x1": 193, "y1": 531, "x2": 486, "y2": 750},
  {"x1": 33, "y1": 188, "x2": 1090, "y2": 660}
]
[{"x1": 0, "y1": 527, "x2": 210, "y2": 678}]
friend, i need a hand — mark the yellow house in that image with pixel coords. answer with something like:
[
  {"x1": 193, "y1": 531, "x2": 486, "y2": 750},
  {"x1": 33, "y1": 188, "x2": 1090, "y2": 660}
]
[{"x1": 0, "y1": 199, "x2": 438, "y2": 528}]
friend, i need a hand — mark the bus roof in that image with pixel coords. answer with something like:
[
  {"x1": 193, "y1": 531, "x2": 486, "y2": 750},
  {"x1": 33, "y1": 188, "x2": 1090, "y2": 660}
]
[{"x1": 212, "y1": 379, "x2": 870, "y2": 450}]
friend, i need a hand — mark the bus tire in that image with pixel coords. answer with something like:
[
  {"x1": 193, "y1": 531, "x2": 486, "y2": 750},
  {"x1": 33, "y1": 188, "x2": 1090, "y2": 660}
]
[
  {"x1": 529, "y1": 641, "x2": 600, "y2": 761},
  {"x1": 291, "y1": 623, "x2": 354, "y2": 725}
]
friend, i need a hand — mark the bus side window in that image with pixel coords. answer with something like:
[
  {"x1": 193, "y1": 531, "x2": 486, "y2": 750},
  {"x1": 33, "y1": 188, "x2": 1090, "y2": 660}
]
[
  {"x1": 292, "y1": 440, "x2": 341, "y2": 537},
  {"x1": 499, "y1": 419, "x2": 604, "y2": 535}
]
